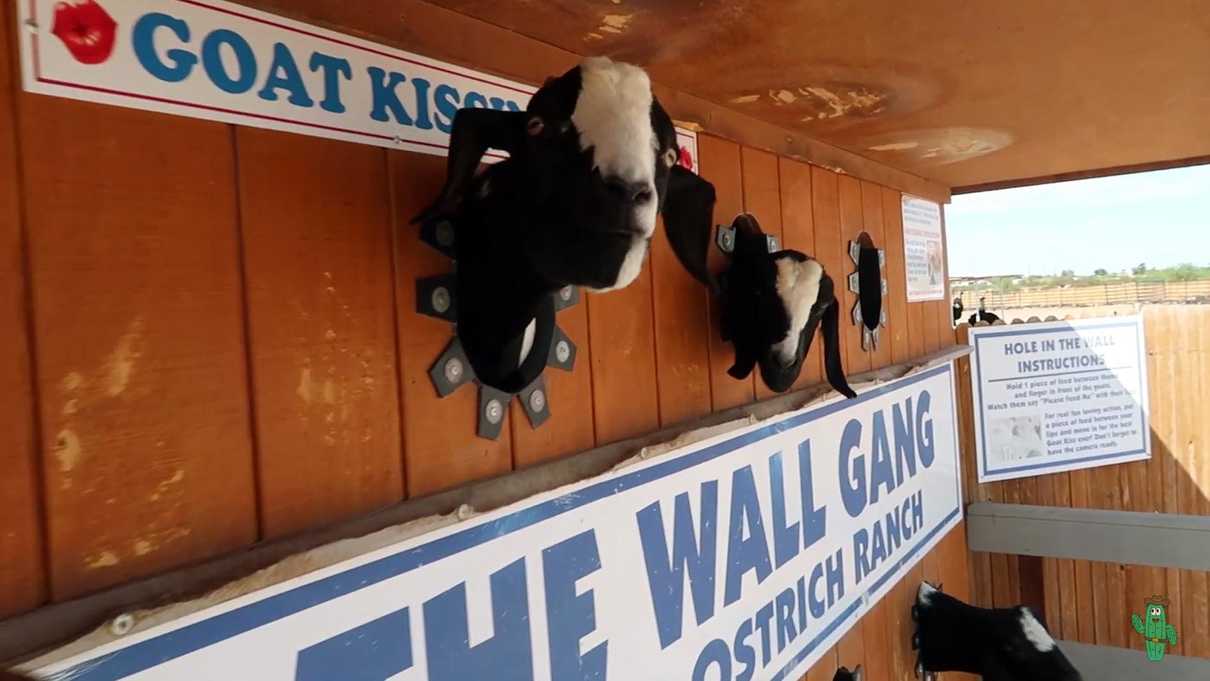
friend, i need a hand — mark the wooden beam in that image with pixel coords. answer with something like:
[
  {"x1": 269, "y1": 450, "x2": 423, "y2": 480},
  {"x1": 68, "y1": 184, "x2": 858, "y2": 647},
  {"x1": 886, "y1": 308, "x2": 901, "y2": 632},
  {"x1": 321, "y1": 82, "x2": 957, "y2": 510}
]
[
  {"x1": 967, "y1": 502, "x2": 1210, "y2": 570},
  {"x1": 953, "y1": 155, "x2": 1210, "y2": 195}
]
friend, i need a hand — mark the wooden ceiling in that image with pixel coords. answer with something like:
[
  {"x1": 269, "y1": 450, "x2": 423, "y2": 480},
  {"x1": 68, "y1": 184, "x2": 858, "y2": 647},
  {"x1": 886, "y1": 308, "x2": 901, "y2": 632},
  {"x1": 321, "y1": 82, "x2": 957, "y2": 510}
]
[{"x1": 426, "y1": 0, "x2": 1210, "y2": 191}]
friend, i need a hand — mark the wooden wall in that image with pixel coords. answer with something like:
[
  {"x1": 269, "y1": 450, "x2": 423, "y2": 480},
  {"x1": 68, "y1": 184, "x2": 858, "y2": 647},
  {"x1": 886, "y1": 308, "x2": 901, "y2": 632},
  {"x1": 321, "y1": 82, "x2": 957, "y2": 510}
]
[
  {"x1": 0, "y1": 5, "x2": 964, "y2": 680},
  {"x1": 956, "y1": 307, "x2": 1210, "y2": 659}
]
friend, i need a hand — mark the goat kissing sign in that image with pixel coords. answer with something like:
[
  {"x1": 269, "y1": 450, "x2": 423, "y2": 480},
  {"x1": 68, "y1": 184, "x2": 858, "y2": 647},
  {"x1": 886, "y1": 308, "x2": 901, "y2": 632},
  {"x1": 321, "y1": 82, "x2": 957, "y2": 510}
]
[
  {"x1": 18, "y1": 0, "x2": 700, "y2": 171},
  {"x1": 27, "y1": 365, "x2": 962, "y2": 681}
]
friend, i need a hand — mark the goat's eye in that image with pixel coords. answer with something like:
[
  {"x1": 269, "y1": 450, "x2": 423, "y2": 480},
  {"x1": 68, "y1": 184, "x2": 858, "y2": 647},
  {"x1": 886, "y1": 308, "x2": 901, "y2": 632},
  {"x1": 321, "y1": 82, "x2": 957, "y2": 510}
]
[
  {"x1": 527, "y1": 117, "x2": 545, "y2": 136},
  {"x1": 663, "y1": 148, "x2": 678, "y2": 167}
]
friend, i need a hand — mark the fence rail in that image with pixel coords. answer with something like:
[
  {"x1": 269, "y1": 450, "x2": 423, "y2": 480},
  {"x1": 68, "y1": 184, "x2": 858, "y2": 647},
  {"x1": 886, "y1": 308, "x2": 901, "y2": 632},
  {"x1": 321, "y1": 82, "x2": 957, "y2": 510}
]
[{"x1": 957, "y1": 279, "x2": 1210, "y2": 310}]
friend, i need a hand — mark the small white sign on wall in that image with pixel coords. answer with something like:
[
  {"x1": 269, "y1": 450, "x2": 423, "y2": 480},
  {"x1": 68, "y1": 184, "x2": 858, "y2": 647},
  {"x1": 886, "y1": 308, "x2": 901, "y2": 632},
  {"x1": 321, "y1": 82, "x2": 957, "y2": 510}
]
[
  {"x1": 967, "y1": 316, "x2": 1151, "y2": 483},
  {"x1": 18, "y1": 0, "x2": 700, "y2": 166},
  {"x1": 901, "y1": 196, "x2": 946, "y2": 302}
]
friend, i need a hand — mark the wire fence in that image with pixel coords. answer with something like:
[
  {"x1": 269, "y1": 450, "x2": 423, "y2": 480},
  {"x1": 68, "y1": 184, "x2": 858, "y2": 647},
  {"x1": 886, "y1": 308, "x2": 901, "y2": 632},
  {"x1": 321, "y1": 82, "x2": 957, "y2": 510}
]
[{"x1": 955, "y1": 279, "x2": 1210, "y2": 310}]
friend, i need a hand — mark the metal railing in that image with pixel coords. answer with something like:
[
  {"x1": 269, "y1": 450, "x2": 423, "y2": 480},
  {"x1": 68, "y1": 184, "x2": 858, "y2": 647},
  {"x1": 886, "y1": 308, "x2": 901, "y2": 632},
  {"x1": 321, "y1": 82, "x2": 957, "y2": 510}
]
[{"x1": 956, "y1": 279, "x2": 1210, "y2": 310}]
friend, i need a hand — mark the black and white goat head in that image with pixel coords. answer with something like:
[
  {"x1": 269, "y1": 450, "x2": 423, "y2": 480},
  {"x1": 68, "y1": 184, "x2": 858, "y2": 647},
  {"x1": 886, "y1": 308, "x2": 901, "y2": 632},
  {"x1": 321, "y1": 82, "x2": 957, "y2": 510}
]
[
  {"x1": 413, "y1": 57, "x2": 715, "y2": 392},
  {"x1": 913, "y1": 582, "x2": 1082, "y2": 681},
  {"x1": 716, "y1": 214, "x2": 856, "y2": 398}
]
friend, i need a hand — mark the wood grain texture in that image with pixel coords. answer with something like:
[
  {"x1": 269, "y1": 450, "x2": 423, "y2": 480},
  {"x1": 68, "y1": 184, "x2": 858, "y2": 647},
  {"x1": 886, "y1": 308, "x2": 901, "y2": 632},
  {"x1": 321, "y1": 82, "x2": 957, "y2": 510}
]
[
  {"x1": 778, "y1": 159, "x2": 823, "y2": 391},
  {"x1": 0, "y1": 10, "x2": 44, "y2": 617},
  {"x1": 18, "y1": 99, "x2": 257, "y2": 599},
  {"x1": 697, "y1": 134, "x2": 755, "y2": 410},
  {"x1": 810, "y1": 168, "x2": 849, "y2": 381},
  {"x1": 585, "y1": 271, "x2": 660, "y2": 444},
  {"x1": 742, "y1": 147, "x2": 787, "y2": 402},
  {"x1": 836, "y1": 176, "x2": 870, "y2": 375},
  {"x1": 389, "y1": 152, "x2": 512, "y2": 497},
  {"x1": 510, "y1": 301, "x2": 595, "y2": 467},
  {"x1": 860, "y1": 181, "x2": 892, "y2": 370},
  {"x1": 237, "y1": 130, "x2": 403, "y2": 538},
  {"x1": 803, "y1": 646, "x2": 838, "y2": 681},
  {"x1": 881, "y1": 189, "x2": 911, "y2": 366},
  {"x1": 650, "y1": 213, "x2": 712, "y2": 428}
]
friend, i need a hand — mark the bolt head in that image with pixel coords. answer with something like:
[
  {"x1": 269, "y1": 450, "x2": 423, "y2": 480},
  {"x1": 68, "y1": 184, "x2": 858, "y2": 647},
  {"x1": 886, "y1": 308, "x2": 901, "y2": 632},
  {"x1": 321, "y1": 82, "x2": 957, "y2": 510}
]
[
  {"x1": 560, "y1": 286, "x2": 573, "y2": 302},
  {"x1": 485, "y1": 399, "x2": 503, "y2": 424},
  {"x1": 110, "y1": 613, "x2": 135, "y2": 636},
  {"x1": 443, "y1": 357, "x2": 464, "y2": 383},
  {"x1": 555, "y1": 340, "x2": 571, "y2": 364},
  {"x1": 529, "y1": 389, "x2": 546, "y2": 412},
  {"x1": 435, "y1": 221, "x2": 454, "y2": 247},
  {"x1": 431, "y1": 287, "x2": 451, "y2": 314}
]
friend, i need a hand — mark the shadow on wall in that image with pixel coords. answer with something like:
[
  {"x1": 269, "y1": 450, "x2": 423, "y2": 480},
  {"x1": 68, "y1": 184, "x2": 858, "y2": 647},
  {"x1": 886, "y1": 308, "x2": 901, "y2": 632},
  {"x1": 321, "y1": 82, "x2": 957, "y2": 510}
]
[{"x1": 959, "y1": 305, "x2": 1210, "y2": 660}]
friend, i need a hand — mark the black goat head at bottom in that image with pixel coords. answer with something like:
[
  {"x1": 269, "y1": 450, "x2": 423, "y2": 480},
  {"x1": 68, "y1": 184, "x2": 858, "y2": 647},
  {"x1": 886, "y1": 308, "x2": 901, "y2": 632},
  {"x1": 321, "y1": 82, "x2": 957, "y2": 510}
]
[
  {"x1": 716, "y1": 214, "x2": 856, "y2": 398},
  {"x1": 912, "y1": 582, "x2": 1082, "y2": 681}
]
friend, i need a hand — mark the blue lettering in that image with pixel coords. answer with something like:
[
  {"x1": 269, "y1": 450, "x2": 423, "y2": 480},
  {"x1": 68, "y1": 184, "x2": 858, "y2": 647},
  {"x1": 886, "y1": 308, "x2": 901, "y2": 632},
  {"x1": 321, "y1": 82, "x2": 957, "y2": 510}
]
[
  {"x1": 808, "y1": 562, "x2": 827, "y2": 617},
  {"x1": 693, "y1": 640, "x2": 731, "y2": 681},
  {"x1": 825, "y1": 550, "x2": 845, "y2": 605},
  {"x1": 132, "y1": 13, "x2": 196, "y2": 83},
  {"x1": 853, "y1": 529, "x2": 870, "y2": 584},
  {"x1": 724, "y1": 466, "x2": 773, "y2": 607},
  {"x1": 795, "y1": 577, "x2": 808, "y2": 631},
  {"x1": 368, "y1": 67, "x2": 414, "y2": 124},
  {"x1": 464, "y1": 91, "x2": 488, "y2": 108},
  {"x1": 768, "y1": 452, "x2": 799, "y2": 569},
  {"x1": 423, "y1": 560, "x2": 532, "y2": 681},
  {"x1": 892, "y1": 398, "x2": 917, "y2": 482},
  {"x1": 636, "y1": 481, "x2": 718, "y2": 649},
  {"x1": 754, "y1": 602, "x2": 775, "y2": 667},
  {"x1": 411, "y1": 78, "x2": 434, "y2": 130},
  {"x1": 434, "y1": 84, "x2": 461, "y2": 133},
  {"x1": 733, "y1": 620, "x2": 756, "y2": 681},
  {"x1": 839, "y1": 419, "x2": 867, "y2": 517},
  {"x1": 200, "y1": 29, "x2": 256, "y2": 94},
  {"x1": 798, "y1": 441, "x2": 827, "y2": 550},
  {"x1": 869, "y1": 411, "x2": 896, "y2": 503},
  {"x1": 917, "y1": 391, "x2": 935, "y2": 467},
  {"x1": 870, "y1": 518, "x2": 888, "y2": 566},
  {"x1": 910, "y1": 491, "x2": 924, "y2": 533},
  {"x1": 309, "y1": 52, "x2": 352, "y2": 113},
  {"x1": 505, "y1": 100, "x2": 523, "y2": 112},
  {"x1": 543, "y1": 531, "x2": 605, "y2": 681},
  {"x1": 775, "y1": 587, "x2": 797, "y2": 653},
  {"x1": 295, "y1": 608, "x2": 412, "y2": 681},
  {"x1": 258, "y1": 42, "x2": 314, "y2": 107}
]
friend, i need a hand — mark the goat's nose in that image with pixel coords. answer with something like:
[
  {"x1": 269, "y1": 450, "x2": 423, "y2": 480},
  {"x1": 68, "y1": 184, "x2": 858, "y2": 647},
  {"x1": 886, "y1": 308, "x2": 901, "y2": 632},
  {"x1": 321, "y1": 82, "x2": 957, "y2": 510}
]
[{"x1": 605, "y1": 177, "x2": 654, "y2": 205}]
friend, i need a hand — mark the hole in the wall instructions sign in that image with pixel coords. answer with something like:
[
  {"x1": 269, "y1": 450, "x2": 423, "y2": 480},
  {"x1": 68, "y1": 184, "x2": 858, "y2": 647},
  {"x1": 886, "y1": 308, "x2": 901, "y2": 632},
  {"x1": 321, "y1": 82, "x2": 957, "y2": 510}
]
[
  {"x1": 19, "y1": 0, "x2": 699, "y2": 165},
  {"x1": 900, "y1": 195, "x2": 946, "y2": 302},
  {"x1": 966, "y1": 315, "x2": 1151, "y2": 483},
  {"x1": 20, "y1": 365, "x2": 963, "y2": 681}
]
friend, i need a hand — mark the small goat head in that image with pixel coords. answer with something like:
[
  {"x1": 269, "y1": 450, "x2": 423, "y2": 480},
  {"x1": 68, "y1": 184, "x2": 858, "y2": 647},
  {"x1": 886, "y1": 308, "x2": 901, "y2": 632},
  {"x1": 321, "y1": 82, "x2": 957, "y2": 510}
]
[
  {"x1": 414, "y1": 57, "x2": 715, "y2": 391},
  {"x1": 913, "y1": 582, "x2": 1082, "y2": 681},
  {"x1": 716, "y1": 214, "x2": 856, "y2": 398}
]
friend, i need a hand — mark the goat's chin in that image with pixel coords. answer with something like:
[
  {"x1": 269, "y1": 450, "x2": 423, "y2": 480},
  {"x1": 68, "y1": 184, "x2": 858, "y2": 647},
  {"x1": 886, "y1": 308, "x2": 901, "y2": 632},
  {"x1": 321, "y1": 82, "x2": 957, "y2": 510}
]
[{"x1": 586, "y1": 239, "x2": 648, "y2": 294}]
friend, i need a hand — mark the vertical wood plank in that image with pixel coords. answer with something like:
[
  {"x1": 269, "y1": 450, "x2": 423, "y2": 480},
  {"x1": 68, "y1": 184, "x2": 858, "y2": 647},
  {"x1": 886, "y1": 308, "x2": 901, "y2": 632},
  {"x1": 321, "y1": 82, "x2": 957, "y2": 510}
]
[
  {"x1": 510, "y1": 301, "x2": 595, "y2": 467},
  {"x1": 650, "y1": 212, "x2": 712, "y2": 427},
  {"x1": 742, "y1": 147, "x2": 786, "y2": 401},
  {"x1": 889, "y1": 564, "x2": 924, "y2": 681},
  {"x1": 906, "y1": 303, "x2": 927, "y2": 360},
  {"x1": 0, "y1": 9, "x2": 44, "y2": 616},
  {"x1": 860, "y1": 181, "x2": 892, "y2": 370},
  {"x1": 237, "y1": 130, "x2": 402, "y2": 538},
  {"x1": 861, "y1": 601, "x2": 893, "y2": 681},
  {"x1": 882, "y1": 189, "x2": 910, "y2": 366},
  {"x1": 836, "y1": 625, "x2": 865, "y2": 681},
  {"x1": 804, "y1": 646, "x2": 838, "y2": 681},
  {"x1": 836, "y1": 176, "x2": 870, "y2": 376},
  {"x1": 778, "y1": 159, "x2": 823, "y2": 391},
  {"x1": 697, "y1": 134, "x2": 754, "y2": 410},
  {"x1": 19, "y1": 101, "x2": 257, "y2": 599},
  {"x1": 1184, "y1": 307, "x2": 1210, "y2": 658},
  {"x1": 389, "y1": 152, "x2": 511, "y2": 497},
  {"x1": 585, "y1": 271, "x2": 660, "y2": 444},
  {"x1": 811, "y1": 168, "x2": 850, "y2": 383}
]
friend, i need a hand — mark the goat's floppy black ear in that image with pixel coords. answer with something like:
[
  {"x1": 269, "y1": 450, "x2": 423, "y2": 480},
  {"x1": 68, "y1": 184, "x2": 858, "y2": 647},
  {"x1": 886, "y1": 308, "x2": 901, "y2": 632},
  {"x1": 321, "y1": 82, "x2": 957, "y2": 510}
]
[
  {"x1": 412, "y1": 108, "x2": 526, "y2": 225},
  {"x1": 820, "y1": 286, "x2": 858, "y2": 399},
  {"x1": 663, "y1": 164, "x2": 718, "y2": 293}
]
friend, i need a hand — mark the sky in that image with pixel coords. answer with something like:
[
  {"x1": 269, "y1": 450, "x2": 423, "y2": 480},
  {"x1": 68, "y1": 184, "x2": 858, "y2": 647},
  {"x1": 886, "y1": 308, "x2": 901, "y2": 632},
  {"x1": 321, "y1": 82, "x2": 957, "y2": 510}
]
[{"x1": 946, "y1": 164, "x2": 1210, "y2": 277}]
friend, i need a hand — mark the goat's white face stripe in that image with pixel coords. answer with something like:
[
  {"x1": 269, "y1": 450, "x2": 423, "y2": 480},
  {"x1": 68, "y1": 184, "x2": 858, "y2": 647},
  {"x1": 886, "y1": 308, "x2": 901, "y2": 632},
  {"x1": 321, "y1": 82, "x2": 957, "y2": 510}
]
[
  {"x1": 917, "y1": 581, "x2": 938, "y2": 605},
  {"x1": 587, "y1": 237, "x2": 648, "y2": 293},
  {"x1": 572, "y1": 57, "x2": 659, "y2": 238},
  {"x1": 1019, "y1": 609, "x2": 1056, "y2": 652},
  {"x1": 518, "y1": 318, "x2": 537, "y2": 369},
  {"x1": 772, "y1": 257, "x2": 824, "y2": 364}
]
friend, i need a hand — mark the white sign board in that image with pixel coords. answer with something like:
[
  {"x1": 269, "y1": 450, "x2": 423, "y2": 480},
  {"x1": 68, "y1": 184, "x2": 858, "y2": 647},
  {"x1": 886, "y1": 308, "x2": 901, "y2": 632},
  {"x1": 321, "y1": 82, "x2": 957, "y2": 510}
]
[
  {"x1": 900, "y1": 196, "x2": 946, "y2": 302},
  {"x1": 18, "y1": 0, "x2": 699, "y2": 168},
  {"x1": 967, "y1": 317, "x2": 1150, "y2": 483},
  {"x1": 29, "y1": 365, "x2": 962, "y2": 681}
]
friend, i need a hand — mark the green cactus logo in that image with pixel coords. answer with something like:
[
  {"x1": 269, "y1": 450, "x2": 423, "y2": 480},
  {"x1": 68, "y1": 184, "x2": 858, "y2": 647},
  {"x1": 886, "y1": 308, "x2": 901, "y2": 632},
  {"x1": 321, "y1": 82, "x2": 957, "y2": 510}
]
[{"x1": 1131, "y1": 596, "x2": 1178, "y2": 661}]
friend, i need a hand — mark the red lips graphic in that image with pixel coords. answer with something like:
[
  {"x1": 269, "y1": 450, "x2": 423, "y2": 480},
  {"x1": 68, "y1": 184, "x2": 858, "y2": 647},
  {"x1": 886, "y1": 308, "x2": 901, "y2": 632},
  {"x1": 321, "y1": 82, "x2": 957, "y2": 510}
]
[{"x1": 51, "y1": 1, "x2": 117, "y2": 65}]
